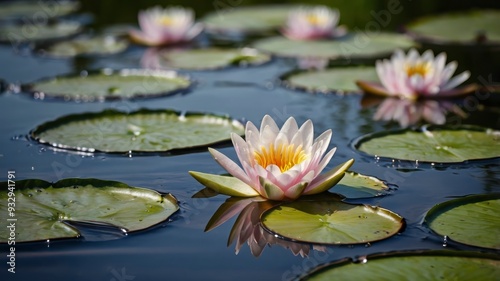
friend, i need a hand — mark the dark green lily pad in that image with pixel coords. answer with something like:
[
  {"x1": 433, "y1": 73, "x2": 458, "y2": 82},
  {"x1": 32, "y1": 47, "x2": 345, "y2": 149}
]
[
  {"x1": 261, "y1": 199, "x2": 404, "y2": 245},
  {"x1": 38, "y1": 36, "x2": 129, "y2": 58},
  {"x1": 301, "y1": 250, "x2": 500, "y2": 280},
  {"x1": 253, "y1": 33, "x2": 416, "y2": 60},
  {"x1": 425, "y1": 194, "x2": 500, "y2": 249},
  {"x1": 406, "y1": 10, "x2": 500, "y2": 45},
  {"x1": 202, "y1": 5, "x2": 301, "y2": 35},
  {"x1": 22, "y1": 69, "x2": 191, "y2": 101},
  {"x1": 0, "y1": 178, "x2": 178, "y2": 243},
  {"x1": 31, "y1": 109, "x2": 245, "y2": 154},
  {"x1": 159, "y1": 48, "x2": 271, "y2": 70},
  {"x1": 333, "y1": 171, "x2": 390, "y2": 199},
  {"x1": 353, "y1": 125, "x2": 500, "y2": 163},
  {"x1": 0, "y1": 1, "x2": 79, "y2": 21},
  {"x1": 282, "y1": 66, "x2": 377, "y2": 94},
  {"x1": 0, "y1": 21, "x2": 82, "y2": 43}
]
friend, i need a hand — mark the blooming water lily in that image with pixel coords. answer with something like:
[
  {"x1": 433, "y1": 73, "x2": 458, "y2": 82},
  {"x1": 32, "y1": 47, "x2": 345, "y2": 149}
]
[
  {"x1": 189, "y1": 115, "x2": 354, "y2": 201},
  {"x1": 281, "y1": 6, "x2": 346, "y2": 40},
  {"x1": 129, "y1": 6, "x2": 203, "y2": 46},
  {"x1": 356, "y1": 48, "x2": 476, "y2": 100}
]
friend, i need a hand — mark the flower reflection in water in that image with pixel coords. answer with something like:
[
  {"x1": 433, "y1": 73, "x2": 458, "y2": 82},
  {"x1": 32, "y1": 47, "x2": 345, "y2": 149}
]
[
  {"x1": 204, "y1": 196, "x2": 325, "y2": 257},
  {"x1": 362, "y1": 96, "x2": 467, "y2": 127}
]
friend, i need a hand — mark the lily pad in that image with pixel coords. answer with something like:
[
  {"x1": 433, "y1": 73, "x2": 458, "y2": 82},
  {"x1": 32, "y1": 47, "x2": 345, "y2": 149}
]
[
  {"x1": 333, "y1": 171, "x2": 390, "y2": 199},
  {"x1": 253, "y1": 33, "x2": 416, "y2": 60},
  {"x1": 37, "y1": 36, "x2": 129, "y2": 58},
  {"x1": 0, "y1": 1, "x2": 79, "y2": 21},
  {"x1": 425, "y1": 194, "x2": 500, "y2": 249},
  {"x1": 0, "y1": 178, "x2": 178, "y2": 243},
  {"x1": 406, "y1": 10, "x2": 500, "y2": 45},
  {"x1": 0, "y1": 21, "x2": 82, "y2": 43},
  {"x1": 282, "y1": 66, "x2": 377, "y2": 94},
  {"x1": 31, "y1": 109, "x2": 245, "y2": 154},
  {"x1": 261, "y1": 199, "x2": 404, "y2": 245},
  {"x1": 301, "y1": 250, "x2": 500, "y2": 280},
  {"x1": 159, "y1": 48, "x2": 271, "y2": 70},
  {"x1": 353, "y1": 125, "x2": 500, "y2": 163},
  {"x1": 202, "y1": 5, "x2": 301, "y2": 35},
  {"x1": 22, "y1": 69, "x2": 191, "y2": 101}
]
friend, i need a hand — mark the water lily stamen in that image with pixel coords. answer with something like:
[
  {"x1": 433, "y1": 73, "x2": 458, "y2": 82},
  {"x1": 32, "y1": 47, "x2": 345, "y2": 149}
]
[{"x1": 254, "y1": 143, "x2": 307, "y2": 173}]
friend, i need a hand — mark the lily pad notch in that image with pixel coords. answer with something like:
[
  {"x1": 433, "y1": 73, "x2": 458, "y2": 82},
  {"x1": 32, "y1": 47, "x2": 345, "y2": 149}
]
[{"x1": 0, "y1": 178, "x2": 179, "y2": 243}]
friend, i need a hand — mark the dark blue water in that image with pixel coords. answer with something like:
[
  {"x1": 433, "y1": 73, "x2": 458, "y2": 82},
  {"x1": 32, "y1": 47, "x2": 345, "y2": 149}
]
[{"x1": 1, "y1": 3, "x2": 500, "y2": 281}]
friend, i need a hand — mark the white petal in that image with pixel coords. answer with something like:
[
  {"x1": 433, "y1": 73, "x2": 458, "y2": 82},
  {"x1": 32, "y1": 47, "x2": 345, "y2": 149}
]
[
  {"x1": 208, "y1": 148, "x2": 253, "y2": 187},
  {"x1": 441, "y1": 71, "x2": 470, "y2": 91}
]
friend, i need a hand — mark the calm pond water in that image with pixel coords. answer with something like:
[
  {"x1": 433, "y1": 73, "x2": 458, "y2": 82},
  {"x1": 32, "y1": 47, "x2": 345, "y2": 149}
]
[{"x1": 1, "y1": 1, "x2": 500, "y2": 280}]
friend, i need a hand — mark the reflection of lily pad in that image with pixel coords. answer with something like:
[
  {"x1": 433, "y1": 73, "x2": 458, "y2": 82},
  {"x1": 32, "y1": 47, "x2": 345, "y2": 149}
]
[
  {"x1": 38, "y1": 36, "x2": 129, "y2": 58},
  {"x1": 406, "y1": 10, "x2": 500, "y2": 45},
  {"x1": 159, "y1": 48, "x2": 270, "y2": 70},
  {"x1": 261, "y1": 199, "x2": 404, "y2": 245},
  {"x1": 31, "y1": 109, "x2": 245, "y2": 154},
  {"x1": 425, "y1": 194, "x2": 500, "y2": 249},
  {"x1": 0, "y1": 178, "x2": 178, "y2": 243},
  {"x1": 0, "y1": 21, "x2": 82, "y2": 43},
  {"x1": 202, "y1": 5, "x2": 300, "y2": 35},
  {"x1": 253, "y1": 33, "x2": 416, "y2": 59},
  {"x1": 282, "y1": 66, "x2": 377, "y2": 94},
  {"x1": 353, "y1": 125, "x2": 500, "y2": 163},
  {"x1": 0, "y1": 1, "x2": 79, "y2": 21},
  {"x1": 302, "y1": 250, "x2": 500, "y2": 280},
  {"x1": 334, "y1": 171, "x2": 390, "y2": 199},
  {"x1": 23, "y1": 69, "x2": 191, "y2": 101}
]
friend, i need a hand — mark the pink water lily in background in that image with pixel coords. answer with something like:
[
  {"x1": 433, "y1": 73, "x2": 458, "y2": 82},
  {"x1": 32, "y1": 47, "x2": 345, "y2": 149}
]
[
  {"x1": 129, "y1": 6, "x2": 203, "y2": 46},
  {"x1": 357, "y1": 48, "x2": 476, "y2": 100},
  {"x1": 281, "y1": 6, "x2": 346, "y2": 40},
  {"x1": 190, "y1": 115, "x2": 354, "y2": 201}
]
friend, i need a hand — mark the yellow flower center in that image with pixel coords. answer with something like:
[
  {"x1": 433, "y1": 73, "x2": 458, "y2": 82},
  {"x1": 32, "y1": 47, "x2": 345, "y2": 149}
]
[
  {"x1": 306, "y1": 14, "x2": 327, "y2": 26},
  {"x1": 157, "y1": 16, "x2": 175, "y2": 26},
  {"x1": 405, "y1": 62, "x2": 432, "y2": 77},
  {"x1": 254, "y1": 143, "x2": 308, "y2": 173}
]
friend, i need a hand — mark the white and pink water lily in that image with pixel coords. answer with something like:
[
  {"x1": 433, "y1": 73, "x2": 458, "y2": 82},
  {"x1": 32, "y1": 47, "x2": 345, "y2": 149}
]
[
  {"x1": 281, "y1": 6, "x2": 346, "y2": 40},
  {"x1": 129, "y1": 6, "x2": 203, "y2": 46},
  {"x1": 189, "y1": 115, "x2": 354, "y2": 201},
  {"x1": 356, "y1": 48, "x2": 476, "y2": 100}
]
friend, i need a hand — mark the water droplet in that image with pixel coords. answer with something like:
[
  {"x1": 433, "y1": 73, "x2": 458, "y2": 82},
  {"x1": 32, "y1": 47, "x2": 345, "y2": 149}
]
[
  {"x1": 365, "y1": 242, "x2": 371, "y2": 248},
  {"x1": 31, "y1": 166, "x2": 35, "y2": 170},
  {"x1": 442, "y1": 235, "x2": 448, "y2": 247},
  {"x1": 361, "y1": 258, "x2": 368, "y2": 264},
  {"x1": 28, "y1": 194, "x2": 33, "y2": 197}
]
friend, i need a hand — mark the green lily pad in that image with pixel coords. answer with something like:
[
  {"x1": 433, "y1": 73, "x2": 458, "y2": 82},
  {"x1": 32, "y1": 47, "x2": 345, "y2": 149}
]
[
  {"x1": 0, "y1": 178, "x2": 178, "y2": 243},
  {"x1": 22, "y1": 69, "x2": 191, "y2": 101},
  {"x1": 406, "y1": 10, "x2": 500, "y2": 45},
  {"x1": 353, "y1": 125, "x2": 500, "y2": 163},
  {"x1": 31, "y1": 109, "x2": 245, "y2": 154},
  {"x1": 253, "y1": 33, "x2": 416, "y2": 60},
  {"x1": 38, "y1": 36, "x2": 129, "y2": 58},
  {"x1": 301, "y1": 250, "x2": 500, "y2": 280},
  {"x1": 282, "y1": 66, "x2": 377, "y2": 94},
  {"x1": 425, "y1": 194, "x2": 500, "y2": 249},
  {"x1": 202, "y1": 5, "x2": 301, "y2": 35},
  {"x1": 333, "y1": 171, "x2": 390, "y2": 199},
  {"x1": 0, "y1": 21, "x2": 82, "y2": 43},
  {"x1": 0, "y1": 1, "x2": 79, "y2": 21},
  {"x1": 159, "y1": 48, "x2": 271, "y2": 70},
  {"x1": 261, "y1": 199, "x2": 404, "y2": 245}
]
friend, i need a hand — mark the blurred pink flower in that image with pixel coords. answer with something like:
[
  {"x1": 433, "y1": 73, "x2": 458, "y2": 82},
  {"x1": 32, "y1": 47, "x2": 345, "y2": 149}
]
[
  {"x1": 282, "y1": 6, "x2": 346, "y2": 40},
  {"x1": 371, "y1": 98, "x2": 467, "y2": 127},
  {"x1": 357, "y1": 48, "x2": 476, "y2": 100},
  {"x1": 190, "y1": 115, "x2": 353, "y2": 201},
  {"x1": 129, "y1": 6, "x2": 203, "y2": 46}
]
